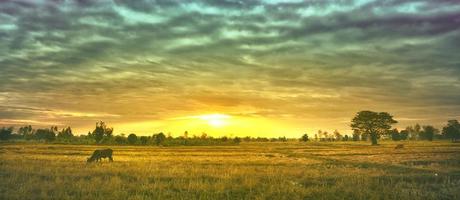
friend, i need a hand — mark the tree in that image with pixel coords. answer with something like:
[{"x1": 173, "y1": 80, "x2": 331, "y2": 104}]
[
  {"x1": 0, "y1": 127, "x2": 13, "y2": 140},
  {"x1": 35, "y1": 128, "x2": 56, "y2": 142},
  {"x1": 352, "y1": 130, "x2": 360, "y2": 141},
  {"x1": 351, "y1": 111, "x2": 397, "y2": 145},
  {"x1": 18, "y1": 125, "x2": 34, "y2": 140},
  {"x1": 300, "y1": 133, "x2": 309, "y2": 142},
  {"x1": 57, "y1": 127, "x2": 73, "y2": 140},
  {"x1": 140, "y1": 136, "x2": 149, "y2": 145},
  {"x1": 152, "y1": 132, "x2": 166, "y2": 146},
  {"x1": 92, "y1": 121, "x2": 113, "y2": 143},
  {"x1": 399, "y1": 129, "x2": 409, "y2": 140},
  {"x1": 333, "y1": 130, "x2": 342, "y2": 141},
  {"x1": 233, "y1": 137, "x2": 241, "y2": 144},
  {"x1": 127, "y1": 133, "x2": 137, "y2": 145},
  {"x1": 420, "y1": 125, "x2": 439, "y2": 141},
  {"x1": 442, "y1": 120, "x2": 460, "y2": 142},
  {"x1": 114, "y1": 135, "x2": 127, "y2": 144},
  {"x1": 390, "y1": 129, "x2": 401, "y2": 141}
]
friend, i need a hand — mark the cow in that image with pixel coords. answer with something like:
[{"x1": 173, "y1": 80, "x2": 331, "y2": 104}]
[
  {"x1": 87, "y1": 149, "x2": 113, "y2": 163},
  {"x1": 394, "y1": 144, "x2": 404, "y2": 149}
]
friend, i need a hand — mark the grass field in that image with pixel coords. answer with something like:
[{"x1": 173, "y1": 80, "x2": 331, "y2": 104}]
[{"x1": 1, "y1": 141, "x2": 459, "y2": 200}]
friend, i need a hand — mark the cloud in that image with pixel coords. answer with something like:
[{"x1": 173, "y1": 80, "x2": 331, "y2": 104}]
[{"x1": 0, "y1": 0, "x2": 459, "y2": 134}]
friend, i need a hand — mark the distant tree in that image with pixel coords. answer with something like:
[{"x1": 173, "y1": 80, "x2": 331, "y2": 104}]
[
  {"x1": 233, "y1": 137, "x2": 241, "y2": 144},
  {"x1": 406, "y1": 124, "x2": 421, "y2": 140},
  {"x1": 140, "y1": 136, "x2": 149, "y2": 145},
  {"x1": 314, "y1": 134, "x2": 318, "y2": 141},
  {"x1": 183, "y1": 131, "x2": 189, "y2": 139},
  {"x1": 317, "y1": 130, "x2": 323, "y2": 140},
  {"x1": 351, "y1": 111, "x2": 398, "y2": 145},
  {"x1": 442, "y1": 120, "x2": 460, "y2": 142},
  {"x1": 0, "y1": 127, "x2": 13, "y2": 140},
  {"x1": 18, "y1": 125, "x2": 34, "y2": 140},
  {"x1": 300, "y1": 133, "x2": 309, "y2": 142},
  {"x1": 343, "y1": 135, "x2": 349, "y2": 141},
  {"x1": 390, "y1": 128, "x2": 400, "y2": 141},
  {"x1": 399, "y1": 129, "x2": 409, "y2": 140},
  {"x1": 413, "y1": 124, "x2": 421, "y2": 140},
  {"x1": 420, "y1": 125, "x2": 439, "y2": 141},
  {"x1": 323, "y1": 131, "x2": 329, "y2": 141},
  {"x1": 152, "y1": 132, "x2": 166, "y2": 146},
  {"x1": 114, "y1": 135, "x2": 127, "y2": 144},
  {"x1": 35, "y1": 128, "x2": 56, "y2": 142},
  {"x1": 91, "y1": 121, "x2": 113, "y2": 143},
  {"x1": 352, "y1": 130, "x2": 360, "y2": 141},
  {"x1": 127, "y1": 133, "x2": 137, "y2": 145},
  {"x1": 333, "y1": 130, "x2": 342, "y2": 141},
  {"x1": 57, "y1": 127, "x2": 73, "y2": 140},
  {"x1": 278, "y1": 136, "x2": 287, "y2": 142}
]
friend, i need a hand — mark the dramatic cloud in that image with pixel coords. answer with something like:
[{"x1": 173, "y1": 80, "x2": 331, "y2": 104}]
[{"x1": 1, "y1": 0, "x2": 459, "y2": 136}]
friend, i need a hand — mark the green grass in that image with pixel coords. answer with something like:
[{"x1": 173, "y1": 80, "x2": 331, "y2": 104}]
[{"x1": 0, "y1": 141, "x2": 459, "y2": 199}]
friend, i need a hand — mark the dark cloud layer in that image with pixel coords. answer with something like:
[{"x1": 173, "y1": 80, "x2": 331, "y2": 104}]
[{"x1": 0, "y1": 0, "x2": 459, "y2": 134}]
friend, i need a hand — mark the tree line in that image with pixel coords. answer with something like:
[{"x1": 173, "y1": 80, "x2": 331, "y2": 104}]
[
  {"x1": 1, "y1": 111, "x2": 459, "y2": 146},
  {"x1": 0, "y1": 121, "x2": 243, "y2": 146},
  {"x1": 299, "y1": 111, "x2": 460, "y2": 145}
]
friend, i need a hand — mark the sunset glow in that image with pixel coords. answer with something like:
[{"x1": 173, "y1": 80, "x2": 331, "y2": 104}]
[{"x1": 0, "y1": 0, "x2": 459, "y2": 137}]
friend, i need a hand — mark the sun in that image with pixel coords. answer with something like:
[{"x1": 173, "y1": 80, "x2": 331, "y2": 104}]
[{"x1": 199, "y1": 114, "x2": 231, "y2": 127}]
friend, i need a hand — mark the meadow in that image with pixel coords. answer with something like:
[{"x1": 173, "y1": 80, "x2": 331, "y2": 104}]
[{"x1": 0, "y1": 141, "x2": 459, "y2": 200}]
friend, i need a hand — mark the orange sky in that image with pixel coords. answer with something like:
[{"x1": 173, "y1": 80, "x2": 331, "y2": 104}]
[{"x1": 1, "y1": 0, "x2": 460, "y2": 137}]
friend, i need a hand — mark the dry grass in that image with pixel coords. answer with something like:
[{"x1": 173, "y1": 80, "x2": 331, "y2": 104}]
[{"x1": 1, "y1": 141, "x2": 459, "y2": 199}]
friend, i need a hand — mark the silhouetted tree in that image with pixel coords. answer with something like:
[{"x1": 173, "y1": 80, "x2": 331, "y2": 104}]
[
  {"x1": 91, "y1": 121, "x2": 113, "y2": 143},
  {"x1": 127, "y1": 133, "x2": 137, "y2": 144},
  {"x1": 399, "y1": 129, "x2": 409, "y2": 140},
  {"x1": 35, "y1": 128, "x2": 56, "y2": 142},
  {"x1": 351, "y1": 111, "x2": 397, "y2": 145},
  {"x1": 140, "y1": 136, "x2": 149, "y2": 145},
  {"x1": 442, "y1": 120, "x2": 460, "y2": 142},
  {"x1": 300, "y1": 133, "x2": 309, "y2": 142},
  {"x1": 390, "y1": 128, "x2": 401, "y2": 141},
  {"x1": 18, "y1": 125, "x2": 34, "y2": 140},
  {"x1": 114, "y1": 135, "x2": 127, "y2": 144},
  {"x1": 352, "y1": 130, "x2": 360, "y2": 141},
  {"x1": 278, "y1": 136, "x2": 287, "y2": 142},
  {"x1": 183, "y1": 131, "x2": 189, "y2": 139},
  {"x1": 333, "y1": 130, "x2": 342, "y2": 141},
  {"x1": 0, "y1": 127, "x2": 13, "y2": 140},
  {"x1": 233, "y1": 137, "x2": 241, "y2": 144},
  {"x1": 152, "y1": 132, "x2": 166, "y2": 146},
  {"x1": 57, "y1": 127, "x2": 73, "y2": 140},
  {"x1": 420, "y1": 125, "x2": 439, "y2": 141}
]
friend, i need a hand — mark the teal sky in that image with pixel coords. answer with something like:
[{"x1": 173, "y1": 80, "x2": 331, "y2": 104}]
[{"x1": 0, "y1": 0, "x2": 459, "y2": 136}]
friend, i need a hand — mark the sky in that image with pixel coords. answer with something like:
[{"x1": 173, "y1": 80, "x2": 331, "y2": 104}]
[{"x1": 1, "y1": 0, "x2": 460, "y2": 137}]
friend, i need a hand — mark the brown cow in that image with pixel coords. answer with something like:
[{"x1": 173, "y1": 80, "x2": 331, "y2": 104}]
[
  {"x1": 87, "y1": 149, "x2": 113, "y2": 163},
  {"x1": 394, "y1": 144, "x2": 404, "y2": 149}
]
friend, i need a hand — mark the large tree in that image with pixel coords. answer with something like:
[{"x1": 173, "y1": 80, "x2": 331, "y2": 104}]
[
  {"x1": 351, "y1": 111, "x2": 397, "y2": 145},
  {"x1": 442, "y1": 120, "x2": 460, "y2": 142}
]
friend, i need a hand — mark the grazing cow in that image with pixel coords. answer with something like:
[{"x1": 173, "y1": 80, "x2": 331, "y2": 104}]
[
  {"x1": 394, "y1": 144, "x2": 404, "y2": 149},
  {"x1": 87, "y1": 149, "x2": 113, "y2": 163}
]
